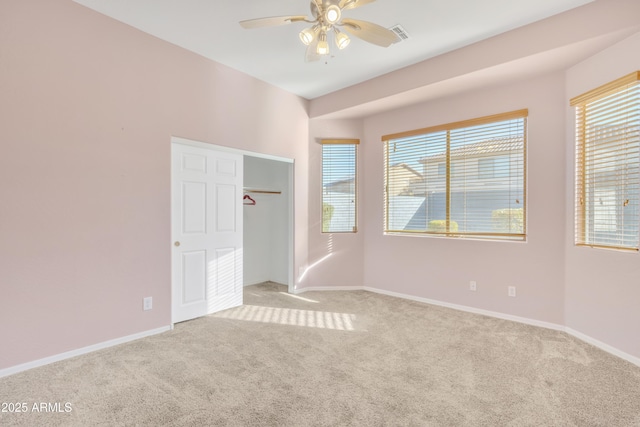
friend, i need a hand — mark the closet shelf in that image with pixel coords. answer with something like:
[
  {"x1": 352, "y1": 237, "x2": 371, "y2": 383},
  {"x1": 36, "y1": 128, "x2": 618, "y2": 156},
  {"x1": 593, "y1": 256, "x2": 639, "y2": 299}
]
[{"x1": 243, "y1": 187, "x2": 282, "y2": 195}]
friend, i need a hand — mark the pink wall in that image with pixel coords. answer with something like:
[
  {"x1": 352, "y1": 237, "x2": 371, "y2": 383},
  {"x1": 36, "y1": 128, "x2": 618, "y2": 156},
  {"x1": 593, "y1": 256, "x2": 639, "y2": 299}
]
[
  {"x1": 361, "y1": 73, "x2": 567, "y2": 325},
  {"x1": 565, "y1": 32, "x2": 640, "y2": 358},
  {"x1": 0, "y1": 0, "x2": 309, "y2": 370},
  {"x1": 307, "y1": 119, "x2": 365, "y2": 287}
]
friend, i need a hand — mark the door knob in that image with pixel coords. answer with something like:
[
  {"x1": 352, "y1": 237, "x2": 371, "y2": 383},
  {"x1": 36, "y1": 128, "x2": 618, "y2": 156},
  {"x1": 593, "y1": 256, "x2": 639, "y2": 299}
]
[{"x1": 174, "y1": 241, "x2": 181, "y2": 247}]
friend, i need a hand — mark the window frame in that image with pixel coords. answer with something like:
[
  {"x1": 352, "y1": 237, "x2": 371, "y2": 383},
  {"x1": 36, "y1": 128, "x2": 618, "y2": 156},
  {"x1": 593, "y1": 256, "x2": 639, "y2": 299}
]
[
  {"x1": 382, "y1": 109, "x2": 528, "y2": 241},
  {"x1": 321, "y1": 139, "x2": 359, "y2": 234},
  {"x1": 571, "y1": 71, "x2": 640, "y2": 251}
]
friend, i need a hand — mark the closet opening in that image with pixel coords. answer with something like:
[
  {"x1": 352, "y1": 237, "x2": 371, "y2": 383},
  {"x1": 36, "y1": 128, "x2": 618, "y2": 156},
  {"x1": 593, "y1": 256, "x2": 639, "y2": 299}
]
[{"x1": 243, "y1": 155, "x2": 294, "y2": 293}]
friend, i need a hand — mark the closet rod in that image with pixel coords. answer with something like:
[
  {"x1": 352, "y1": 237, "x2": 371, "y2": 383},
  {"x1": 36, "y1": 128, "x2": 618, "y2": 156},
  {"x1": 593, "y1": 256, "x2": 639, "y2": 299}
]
[{"x1": 243, "y1": 189, "x2": 282, "y2": 195}]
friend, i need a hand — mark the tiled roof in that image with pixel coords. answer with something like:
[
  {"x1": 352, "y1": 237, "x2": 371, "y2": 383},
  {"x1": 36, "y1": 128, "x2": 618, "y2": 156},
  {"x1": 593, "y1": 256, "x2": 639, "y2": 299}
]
[{"x1": 419, "y1": 137, "x2": 523, "y2": 162}]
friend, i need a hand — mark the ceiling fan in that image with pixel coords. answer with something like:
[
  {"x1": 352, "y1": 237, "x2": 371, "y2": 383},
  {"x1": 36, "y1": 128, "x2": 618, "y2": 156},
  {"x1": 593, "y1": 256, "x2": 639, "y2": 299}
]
[{"x1": 239, "y1": 0, "x2": 400, "y2": 62}]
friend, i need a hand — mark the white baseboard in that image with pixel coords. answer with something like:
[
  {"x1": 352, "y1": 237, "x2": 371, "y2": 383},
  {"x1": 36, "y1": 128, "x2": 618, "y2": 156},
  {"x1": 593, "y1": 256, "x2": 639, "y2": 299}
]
[
  {"x1": 245, "y1": 280, "x2": 289, "y2": 288},
  {"x1": 565, "y1": 327, "x2": 640, "y2": 367},
  {"x1": 296, "y1": 284, "x2": 640, "y2": 368},
  {"x1": 0, "y1": 325, "x2": 171, "y2": 379},
  {"x1": 294, "y1": 285, "x2": 364, "y2": 294},
  {"x1": 363, "y1": 286, "x2": 565, "y2": 331},
  {"x1": 244, "y1": 280, "x2": 269, "y2": 287}
]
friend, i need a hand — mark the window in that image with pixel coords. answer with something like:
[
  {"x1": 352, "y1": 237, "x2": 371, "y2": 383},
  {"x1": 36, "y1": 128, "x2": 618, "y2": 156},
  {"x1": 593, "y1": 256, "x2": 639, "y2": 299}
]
[
  {"x1": 383, "y1": 110, "x2": 527, "y2": 241},
  {"x1": 322, "y1": 139, "x2": 358, "y2": 233},
  {"x1": 571, "y1": 71, "x2": 640, "y2": 251}
]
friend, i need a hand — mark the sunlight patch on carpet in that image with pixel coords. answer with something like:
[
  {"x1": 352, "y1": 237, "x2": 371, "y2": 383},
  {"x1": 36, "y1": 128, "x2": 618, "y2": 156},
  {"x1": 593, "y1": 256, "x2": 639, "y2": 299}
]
[{"x1": 212, "y1": 305, "x2": 356, "y2": 331}]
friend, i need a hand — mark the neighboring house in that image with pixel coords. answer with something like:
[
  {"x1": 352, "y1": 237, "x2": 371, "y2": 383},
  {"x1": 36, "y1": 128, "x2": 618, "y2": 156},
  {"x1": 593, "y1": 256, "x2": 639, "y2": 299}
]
[
  {"x1": 419, "y1": 136, "x2": 523, "y2": 193},
  {"x1": 324, "y1": 177, "x2": 355, "y2": 195},
  {"x1": 391, "y1": 137, "x2": 524, "y2": 232},
  {"x1": 387, "y1": 163, "x2": 424, "y2": 196}
]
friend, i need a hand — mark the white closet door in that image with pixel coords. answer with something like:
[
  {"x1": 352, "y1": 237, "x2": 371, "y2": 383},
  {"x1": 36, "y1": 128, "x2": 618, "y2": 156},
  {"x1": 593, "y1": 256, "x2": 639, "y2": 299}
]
[{"x1": 171, "y1": 143, "x2": 243, "y2": 323}]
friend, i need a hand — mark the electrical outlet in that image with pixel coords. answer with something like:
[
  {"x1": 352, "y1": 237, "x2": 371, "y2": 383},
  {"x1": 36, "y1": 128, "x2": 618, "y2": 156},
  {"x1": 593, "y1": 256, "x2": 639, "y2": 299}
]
[
  {"x1": 143, "y1": 297, "x2": 153, "y2": 311},
  {"x1": 469, "y1": 281, "x2": 477, "y2": 291},
  {"x1": 508, "y1": 286, "x2": 516, "y2": 297}
]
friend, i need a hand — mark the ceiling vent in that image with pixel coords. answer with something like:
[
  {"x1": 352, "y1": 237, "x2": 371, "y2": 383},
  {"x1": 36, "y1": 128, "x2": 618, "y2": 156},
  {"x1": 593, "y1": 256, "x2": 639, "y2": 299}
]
[{"x1": 389, "y1": 24, "x2": 410, "y2": 41}]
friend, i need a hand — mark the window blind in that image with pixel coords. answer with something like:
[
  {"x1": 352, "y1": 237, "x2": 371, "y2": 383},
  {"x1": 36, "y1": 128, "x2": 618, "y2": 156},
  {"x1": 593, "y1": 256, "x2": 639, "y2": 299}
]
[
  {"x1": 571, "y1": 71, "x2": 640, "y2": 251},
  {"x1": 383, "y1": 110, "x2": 527, "y2": 241},
  {"x1": 322, "y1": 139, "x2": 358, "y2": 233}
]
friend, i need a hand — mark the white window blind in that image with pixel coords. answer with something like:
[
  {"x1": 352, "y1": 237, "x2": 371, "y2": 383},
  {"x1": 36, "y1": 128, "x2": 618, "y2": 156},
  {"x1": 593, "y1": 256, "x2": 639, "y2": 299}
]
[
  {"x1": 571, "y1": 71, "x2": 640, "y2": 251},
  {"x1": 322, "y1": 139, "x2": 358, "y2": 233},
  {"x1": 382, "y1": 110, "x2": 527, "y2": 241}
]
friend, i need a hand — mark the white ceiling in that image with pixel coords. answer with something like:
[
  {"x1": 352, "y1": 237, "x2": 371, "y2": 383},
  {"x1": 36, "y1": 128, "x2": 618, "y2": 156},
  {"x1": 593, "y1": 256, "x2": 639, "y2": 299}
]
[{"x1": 73, "y1": 0, "x2": 595, "y2": 100}]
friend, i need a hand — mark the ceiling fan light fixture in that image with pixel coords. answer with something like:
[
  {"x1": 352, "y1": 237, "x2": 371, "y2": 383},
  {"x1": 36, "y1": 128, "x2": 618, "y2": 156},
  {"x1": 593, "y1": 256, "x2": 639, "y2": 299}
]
[
  {"x1": 325, "y1": 5, "x2": 341, "y2": 24},
  {"x1": 299, "y1": 27, "x2": 316, "y2": 45},
  {"x1": 316, "y1": 31, "x2": 329, "y2": 55},
  {"x1": 334, "y1": 29, "x2": 350, "y2": 50},
  {"x1": 240, "y1": 0, "x2": 401, "y2": 62}
]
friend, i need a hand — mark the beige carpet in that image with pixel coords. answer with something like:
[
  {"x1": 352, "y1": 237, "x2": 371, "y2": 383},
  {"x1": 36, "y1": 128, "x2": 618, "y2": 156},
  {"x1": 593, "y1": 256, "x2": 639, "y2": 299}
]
[{"x1": 1, "y1": 282, "x2": 640, "y2": 426}]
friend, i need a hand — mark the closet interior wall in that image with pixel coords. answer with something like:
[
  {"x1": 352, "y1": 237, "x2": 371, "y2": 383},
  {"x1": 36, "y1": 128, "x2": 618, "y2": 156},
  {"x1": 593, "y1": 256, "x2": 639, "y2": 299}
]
[{"x1": 243, "y1": 156, "x2": 290, "y2": 286}]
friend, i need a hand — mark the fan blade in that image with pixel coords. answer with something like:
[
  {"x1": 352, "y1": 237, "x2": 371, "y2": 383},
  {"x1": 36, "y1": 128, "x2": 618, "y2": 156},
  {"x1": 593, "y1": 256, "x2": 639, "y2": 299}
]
[
  {"x1": 310, "y1": 1, "x2": 320, "y2": 19},
  {"x1": 239, "y1": 15, "x2": 308, "y2": 29},
  {"x1": 341, "y1": 18, "x2": 400, "y2": 47},
  {"x1": 305, "y1": 40, "x2": 321, "y2": 62},
  {"x1": 339, "y1": 0, "x2": 376, "y2": 10}
]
